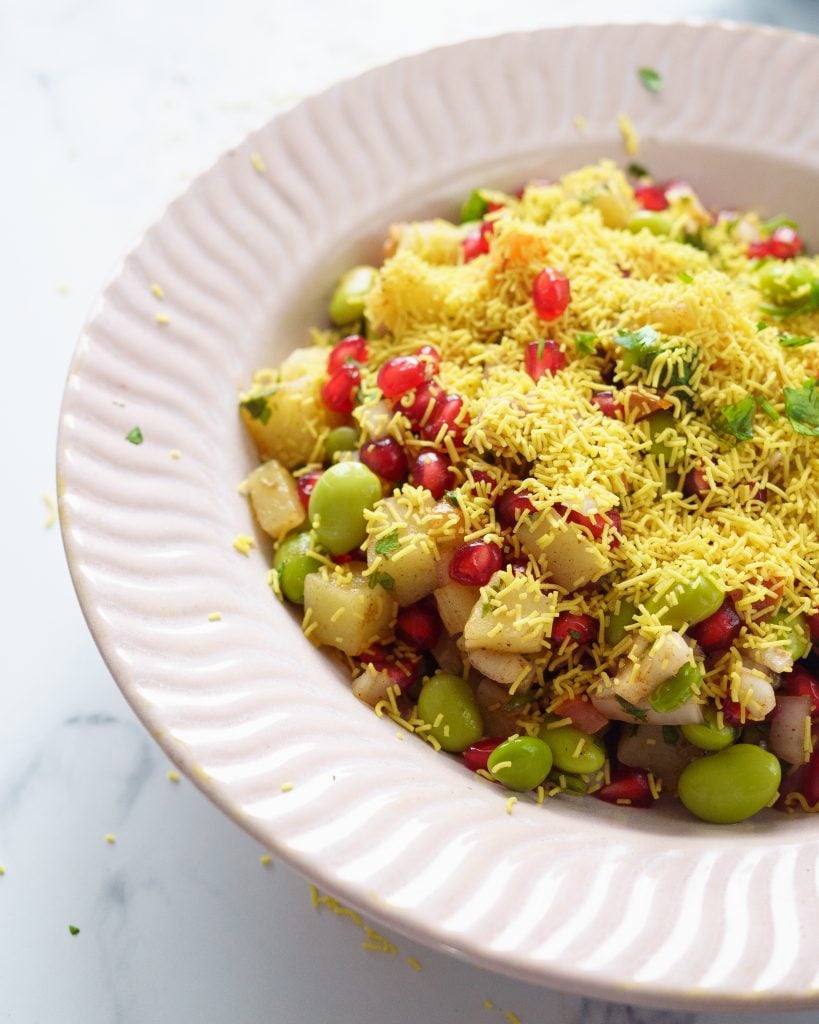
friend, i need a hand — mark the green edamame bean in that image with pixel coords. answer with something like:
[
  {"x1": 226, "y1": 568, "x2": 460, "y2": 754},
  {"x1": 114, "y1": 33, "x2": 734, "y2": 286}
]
[
  {"x1": 627, "y1": 211, "x2": 671, "y2": 237},
  {"x1": 770, "y1": 609, "x2": 811, "y2": 662},
  {"x1": 547, "y1": 770, "x2": 588, "y2": 794},
  {"x1": 645, "y1": 570, "x2": 723, "y2": 630},
  {"x1": 756, "y1": 261, "x2": 814, "y2": 308},
  {"x1": 538, "y1": 723, "x2": 605, "y2": 774},
  {"x1": 273, "y1": 532, "x2": 321, "y2": 605},
  {"x1": 681, "y1": 709, "x2": 738, "y2": 752},
  {"x1": 645, "y1": 409, "x2": 680, "y2": 464},
  {"x1": 325, "y1": 426, "x2": 358, "y2": 461},
  {"x1": 417, "y1": 673, "x2": 483, "y2": 753},
  {"x1": 649, "y1": 662, "x2": 701, "y2": 713},
  {"x1": 487, "y1": 736, "x2": 553, "y2": 792},
  {"x1": 308, "y1": 462, "x2": 382, "y2": 555},
  {"x1": 329, "y1": 265, "x2": 378, "y2": 325},
  {"x1": 677, "y1": 743, "x2": 781, "y2": 824},
  {"x1": 605, "y1": 599, "x2": 637, "y2": 647}
]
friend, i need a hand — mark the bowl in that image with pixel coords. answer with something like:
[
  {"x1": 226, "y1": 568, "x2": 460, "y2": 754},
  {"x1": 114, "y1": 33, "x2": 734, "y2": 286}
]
[{"x1": 58, "y1": 22, "x2": 819, "y2": 1010}]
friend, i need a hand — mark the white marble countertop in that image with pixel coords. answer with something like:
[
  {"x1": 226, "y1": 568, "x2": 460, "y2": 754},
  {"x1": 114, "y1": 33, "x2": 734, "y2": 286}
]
[{"x1": 3, "y1": 1, "x2": 819, "y2": 1021}]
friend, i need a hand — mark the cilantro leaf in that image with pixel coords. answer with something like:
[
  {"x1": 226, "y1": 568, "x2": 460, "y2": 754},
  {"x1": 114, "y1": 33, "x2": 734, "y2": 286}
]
[
  {"x1": 715, "y1": 395, "x2": 756, "y2": 442},
  {"x1": 677, "y1": 271, "x2": 693, "y2": 285},
  {"x1": 779, "y1": 333, "x2": 815, "y2": 349},
  {"x1": 756, "y1": 321, "x2": 768, "y2": 332},
  {"x1": 368, "y1": 571, "x2": 395, "y2": 591},
  {"x1": 756, "y1": 396, "x2": 779, "y2": 422},
  {"x1": 615, "y1": 694, "x2": 648, "y2": 721},
  {"x1": 616, "y1": 326, "x2": 660, "y2": 352},
  {"x1": 460, "y1": 190, "x2": 488, "y2": 224},
  {"x1": 784, "y1": 380, "x2": 819, "y2": 437},
  {"x1": 69, "y1": 925, "x2": 80, "y2": 936},
  {"x1": 626, "y1": 161, "x2": 651, "y2": 179},
  {"x1": 125, "y1": 426, "x2": 143, "y2": 445},
  {"x1": 637, "y1": 67, "x2": 663, "y2": 93},
  {"x1": 662, "y1": 725, "x2": 680, "y2": 746},
  {"x1": 241, "y1": 390, "x2": 276, "y2": 425},
  {"x1": 375, "y1": 530, "x2": 400, "y2": 556},
  {"x1": 760, "y1": 214, "x2": 799, "y2": 236},
  {"x1": 574, "y1": 332, "x2": 598, "y2": 356}
]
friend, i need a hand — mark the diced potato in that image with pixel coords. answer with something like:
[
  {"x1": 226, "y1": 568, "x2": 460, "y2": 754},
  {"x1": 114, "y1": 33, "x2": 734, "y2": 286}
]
[
  {"x1": 245, "y1": 459, "x2": 304, "y2": 541},
  {"x1": 737, "y1": 661, "x2": 776, "y2": 721},
  {"x1": 617, "y1": 725, "x2": 702, "y2": 793},
  {"x1": 609, "y1": 631, "x2": 693, "y2": 704},
  {"x1": 352, "y1": 667, "x2": 399, "y2": 708},
  {"x1": 279, "y1": 346, "x2": 329, "y2": 382},
  {"x1": 304, "y1": 568, "x2": 396, "y2": 656},
  {"x1": 516, "y1": 510, "x2": 610, "y2": 590},
  {"x1": 240, "y1": 374, "x2": 339, "y2": 470},
  {"x1": 355, "y1": 399, "x2": 394, "y2": 442},
  {"x1": 434, "y1": 583, "x2": 480, "y2": 635},
  {"x1": 463, "y1": 570, "x2": 556, "y2": 654},
  {"x1": 465, "y1": 648, "x2": 534, "y2": 693},
  {"x1": 365, "y1": 494, "x2": 441, "y2": 606},
  {"x1": 591, "y1": 691, "x2": 705, "y2": 727},
  {"x1": 562, "y1": 161, "x2": 633, "y2": 228},
  {"x1": 475, "y1": 678, "x2": 525, "y2": 737}
]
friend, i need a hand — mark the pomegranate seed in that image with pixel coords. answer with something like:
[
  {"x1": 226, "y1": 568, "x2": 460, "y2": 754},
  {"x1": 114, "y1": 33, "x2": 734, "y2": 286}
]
[
  {"x1": 524, "y1": 339, "x2": 567, "y2": 381},
  {"x1": 552, "y1": 612, "x2": 597, "y2": 646},
  {"x1": 721, "y1": 700, "x2": 745, "y2": 729},
  {"x1": 462, "y1": 220, "x2": 495, "y2": 262},
  {"x1": 634, "y1": 184, "x2": 669, "y2": 211},
  {"x1": 591, "y1": 391, "x2": 621, "y2": 418},
  {"x1": 333, "y1": 549, "x2": 366, "y2": 565},
  {"x1": 410, "y1": 451, "x2": 455, "y2": 499},
  {"x1": 688, "y1": 598, "x2": 742, "y2": 653},
  {"x1": 321, "y1": 364, "x2": 360, "y2": 413},
  {"x1": 469, "y1": 469, "x2": 495, "y2": 488},
  {"x1": 415, "y1": 344, "x2": 441, "y2": 371},
  {"x1": 359, "y1": 644, "x2": 391, "y2": 670},
  {"x1": 327, "y1": 334, "x2": 368, "y2": 374},
  {"x1": 801, "y1": 749, "x2": 819, "y2": 806},
  {"x1": 532, "y1": 267, "x2": 571, "y2": 321},
  {"x1": 496, "y1": 489, "x2": 535, "y2": 529},
  {"x1": 463, "y1": 737, "x2": 506, "y2": 773},
  {"x1": 486, "y1": 201, "x2": 505, "y2": 213},
  {"x1": 784, "y1": 667, "x2": 819, "y2": 718},
  {"x1": 396, "y1": 602, "x2": 442, "y2": 650},
  {"x1": 359, "y1": 437, "x2": 408, "y2": 483},
  {"x1": 377, "y1": 355, "x2": 427, "y2": 398},
  {"x1": 296, "y1": 469, "x2": 323, "y2": 510},
  {"x1": 596, "y1": 768, "x2": 654, "y2": 808},
  {"x1": 566, "y1": 508, "x2": 622, "y2": 547},
  {"x1": 402, "y1": 380, "x2": 444, "y2": 426},
  {"x1": 449, "y1": 541, "x2": 503, "y2": 587},
  {"x1": 553, "y1": 698, "x2": 609, "y2": 734},
  {"x1": 808, "y1": 611, "x2": 819, "y2": 645},
  {"x1": 507, "y1": 555, "x2": 530, "y2": 575},
  {"x1": 421, "y1": 393, "x2": 468, "y2": 445},
  {"x1": 747, "y1": 240, "x2": 771, "y2": 259},
  {"x1": 768, "y1": 226, "x2": 803, "y2": 260},
  {"x1": 684, "y1": 467, "x2": 711, "y2": 498}
]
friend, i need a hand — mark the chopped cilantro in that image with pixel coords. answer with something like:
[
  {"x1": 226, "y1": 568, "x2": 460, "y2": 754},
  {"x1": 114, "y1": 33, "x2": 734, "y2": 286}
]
[
  {"x1": 784, "y1": 379, "x2": 819, "y2": 437},
  {"x1": 637, "y1": 66, "x2": 663, "y2": 93},
  {"x1": 756, "y1": 321, "x2": 768, "y2": 332},
  {"x1": 460, "y1": 190, "x2": 488, "y2": 224},
  {"x1": 715, "y1": 394, "x2": 756, "y2": 442},
  {"x1": 760, "y1": 214, "x2": 799, "y2": 236},
  {"x1": 756, "y1": 396, "x2": 779, "y2": 422},
  {"x1": 368, "y1": 571, "x2": 395, "y2": 591},
  {"x1": 760, "y1": 279, "x2": 819, "y2": 320},
  {"x1": 241, "y1": 390, "x2": 276, "y2": 425},
  {"x1": 69, "y1": 925, "x2": 80, "y2": 936},
  {"x1": 616, "y1": 326, "x2": 659, "y2": 352},
  {"x1": 574, "y1": 331, "x2": 598, "y2": 356},
  {"x1": 125, "y1": 426, "x2": 143, "y2": 445},
  {"x1": 662, "y1": 725, "x2": 680, "y2": 746},
  {"x1": 444, "y1": 490, "x2": 461, "y2": 507},
  {"x1": 374, "y1": 530, "x2": 400, "y2": 556},
  {"x1": 568, "y1": 629, "x2": 583, "y2": 642},
  {"x1": 614, "y1": 694, "x2": 648, "y2": 721},
  {"x1": 779, "y1": 333, "x2": 815, "y2": 349},
  {"x1": 626, "y1": 161, "x2": 651, "y2": 179},
  {"x1": 503, "y1": 692, "x2": 533, "y2": 711},
  {"x1": 677, "y1": 271, "x2": 693, "y2": 285}
]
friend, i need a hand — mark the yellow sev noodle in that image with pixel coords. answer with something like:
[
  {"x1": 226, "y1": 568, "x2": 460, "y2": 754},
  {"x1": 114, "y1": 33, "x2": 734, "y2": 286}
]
[{"x1": 352, "y1": 160, "x2": 819, "y2": 708}]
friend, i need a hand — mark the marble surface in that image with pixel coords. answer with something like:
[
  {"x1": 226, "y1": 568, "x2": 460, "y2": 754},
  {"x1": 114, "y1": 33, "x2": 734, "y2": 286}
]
[{"x1": 3, "y1": 1, "x2": 819, "y2": 1021}]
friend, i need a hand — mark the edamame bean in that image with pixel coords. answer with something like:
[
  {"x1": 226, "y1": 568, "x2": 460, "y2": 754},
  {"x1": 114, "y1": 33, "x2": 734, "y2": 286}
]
[
  {"x1": 605, "y1": 599, "x2": 637, "y2": 647},
  {"x1": 627, "y1": 211, "x2": 671, "y2": 237},
  {"x1": 308, "y1": 462, "x2": 382, "y2": 555},
  {"x1": 273, "y1": 532, "x2": 321, "y2": 604},
  {"x1": 645, "y1": 410, "x2": 679, "y2": 463},
  {"x1": 770, "y1": 609, "x2": 811, "y2": 662},
  {"x1": 677, "y1": 744, "x2": 781, "y2": 823},
  {"x1": 487, "y1": 736, "x2": 552, "y2": 792},
  {"x1": 538, "y1": 723, "x2": 605, "y2": 774},
  {"x1": 329, "y1": 265, "x2": 378, "y2": 325},
  {"x1": 681, "y1": 708, "x2": 738, "y2": 751},
  {"x1": 417, "y1": 673, "x2": 483, "y2": 753},
  {"x1": 757, "y1": 261, "x2": 815, "y2": 308},
  {"x1": 649, "y1": 662, "x2": 701, "y2": 713},
  {"x1": 645, "y1": 570, "x2": 723, "y2": 629},
  {"x1": 325, "y1": 426, "x2": 359, "y2": 461}
]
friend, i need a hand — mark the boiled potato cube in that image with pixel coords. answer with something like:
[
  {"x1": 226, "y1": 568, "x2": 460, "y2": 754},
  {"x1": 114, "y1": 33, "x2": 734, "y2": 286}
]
[
  {"x1": 279, "y1": 346, "x2": 328, "y2": 382},
  {"x1": 517, "y1": 509, "x2": 610, "y2": 590},
  {"x1": 466, "y1": 648, "x2": 534, "y2": 693},
  {"x1": 245, "y1": 459, "x2": 304, "y2": 541},
  {"x1": 365, "y1": 494, "x2": 442, "y2": 606},
  {"x1": 304, "y1": 568, "x2": 396, "y2": 656},
  {"x1": 463, "y1": 570, "x2": 556, "y2": 654},
  {"x1": 434, "y1": 583, "x2": 480, "y2": 635}
]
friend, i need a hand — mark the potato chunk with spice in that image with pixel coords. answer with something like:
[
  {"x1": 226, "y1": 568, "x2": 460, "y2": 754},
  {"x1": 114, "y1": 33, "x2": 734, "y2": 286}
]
[{"x1": 304, "y1": 567, "x2": 396, "y2": 656}]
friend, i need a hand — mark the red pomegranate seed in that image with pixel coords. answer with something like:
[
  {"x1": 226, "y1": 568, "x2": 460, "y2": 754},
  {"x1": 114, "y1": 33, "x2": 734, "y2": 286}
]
[
  {"x1": 415, "y1": 344, "x2": 441, "y2": 371},
  {"x1": 409, "y1": 451, "x2": 455, "y2": 499},
  {"x1": 420, "y1": 393, "x2": 468, "y2": 446},
  {"x1": 801, "y1": 749, "x2": 819, "y2": 806},
  {"x1": 377, "y1": 355, "x2": 427, "y2": 398},
  {"x1": 296, "y1": 469, "x2": 323, "y2": 510},
  {"x1": 721, "y1": 700, "x2": 745, "y2": 729},
  {"x1": 496, "y1": 489, "x2": 535, "y2": 529},
  {"x1": 784, "y1": 667, "x2": 819, "y2": 718},
  {"x1": 507, "y1": 555, "x2": 530, "y2": 575},
  {"x1": 591, "y1": 391, "x2": 622, "y2": 418},
  {"x1": 684, "y1": 467, "x2": 711, "y2": 498},
  {"x1": 634, "y1": 184, "x2": 669, "y2": 211},
  {"x1": 327, "y1": 334, "x2": 368, "y2": 374},
  {"x1": 524, "y1": 339, "x2": 567, "y2": 381},
  {"x1": 553, "y1": 698, "x2": 609, "y2": 734},
  {"x1": 462, "y1": 220, "x2": 495, "y2": 262},
  {"x1": 532, "y1": 267, "x2": 571, "y2": 321},
  {"x1": 359, "y1": 437, "x2": 408, "y2": 483},
  {"x1": 688, "y1": 598, "x2": 742, "y2": 653},
  {"x1": 747, "y1": 240, "x2": 772, "y2": 259},
  {"x1": 359, "y1": 644, "x2": 391, "y2": 670},
  {"x1": 402, "y1": 380, "x2": 444, "y2": 426},
  {"x1": 463, "y1": 737, "x2": 506, "y2": 773},
  {"x1": 333, "y1": 549, "x2": 366, "y2": 565},
  {"x1": 808, "y1": 611, "x2": 819, "y2": 646},
  {"x1": 552, "y1": 612, "x2": 597, "y2": 646},
  {"x1": 321, "y1": 364, "x2": 360, "y2": 413},
  {"x1": 449, "y1": 541, "x2": 503, "y2": 587},
  {"x1": 596, "y1": 768, "x2": 654, "y2": 808},
  {"x1": 396, "y1": 602, "x2": 442, "y2": 650},
  {"x1": 768, "y1": 225, "x2": 803, "y2": 260},
  {"x1": 565, "y1": 508, "x2": 622, "y2": 547}
]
